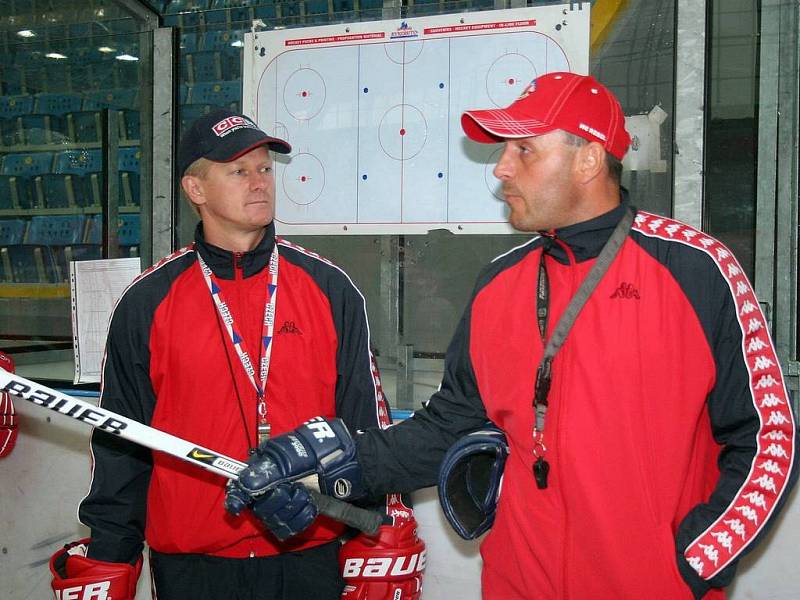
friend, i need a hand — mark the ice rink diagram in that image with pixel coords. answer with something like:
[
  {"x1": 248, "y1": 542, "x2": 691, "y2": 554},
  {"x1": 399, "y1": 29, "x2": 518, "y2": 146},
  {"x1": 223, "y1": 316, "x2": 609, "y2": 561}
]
[{"x1": 245, "y1": 5, "x2": 590, "y2": 234}]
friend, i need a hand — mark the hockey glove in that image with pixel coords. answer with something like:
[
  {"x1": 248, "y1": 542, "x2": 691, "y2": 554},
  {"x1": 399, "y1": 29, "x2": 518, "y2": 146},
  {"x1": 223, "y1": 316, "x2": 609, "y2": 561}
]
[
  {"x1": 229, "y1": 416, "x2": 365, "y2": 503},
  {"x1": 50, "y1": 538, "x2": 142, "y2": 600},
  {"x1": 226, "y1": 480, "x2": 319, "y2": 541},
  {"x1": 340, "y1": 515, "x2": 426, "y2": 600},
  {"x1": 0, "y1": 351, "x2": 18, "y2": 459},
  {"x1": 438, "y1": 425, "x2": 508, "y2": 539}
]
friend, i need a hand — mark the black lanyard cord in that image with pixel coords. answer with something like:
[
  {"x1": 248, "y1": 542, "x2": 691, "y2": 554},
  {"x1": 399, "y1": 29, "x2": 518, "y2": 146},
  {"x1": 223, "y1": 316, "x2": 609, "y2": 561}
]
[{"x1": 531, "y1": 207, "x2": 635, "y2": 489}]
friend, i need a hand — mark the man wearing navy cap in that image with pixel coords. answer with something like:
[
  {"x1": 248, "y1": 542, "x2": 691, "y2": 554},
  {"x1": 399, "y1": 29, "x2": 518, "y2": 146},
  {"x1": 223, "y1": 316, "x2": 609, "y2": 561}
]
[
  {"x1": 50, "y1": 109, "x2": 425, "y2": 600},
  {"x1": 228, "y1": 73, "x2": 797, "y2": 599}
]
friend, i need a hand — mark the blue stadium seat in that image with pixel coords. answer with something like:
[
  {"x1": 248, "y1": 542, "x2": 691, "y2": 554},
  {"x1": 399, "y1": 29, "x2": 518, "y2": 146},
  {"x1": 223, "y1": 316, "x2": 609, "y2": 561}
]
[
  {"x1": 85, "y1": 213, "x2": 141, "y2": 256},
  {"x1": 1, "y1": 66, "x2": 29, "y2": 96},
  {"x1": 41, "y1": 150, "x2": 102, "y2": 208},
  {"x1": 305, "y1": 0, "x2": 331, "y2": 23},
  {"x1": 164, "y1": 0, "x2": 209, "y2": 27},
  {"x1": 0, "y1": 116, "x2": 20, "y2": 146},
  {"x1": 26, "y1": 215, "x2": 87, "y2": 246},
  {"x1": 35, "y1": 93, "x2": 83, "y2": 116},
  {"x1": 17, "y1": 114, "x2": 66, "y2": 144},
  {"x1": 188, "y1": 81, "x2": 241, "y2": 108},
  {"x1": 180, "y1": 32, "x2": 199, "y2": 53},
  {"x1": 207, "y1": 0, "x2": 258, "y2": 24},
  {"x1": 118, "y1": 213, "x2": 141, "y2": 256},
  {"x1": 200, "y1": 30, "x2": 245, "y2": 52},
  {"x1": 253, "y1": 3, "x2": 277, "y2": 20},
  {"x1": 359, "y1": 0, "x2": 384, "y2": 14},
  {"x1": 0, "y1": 219, "x2": 27, "y2": 245},
  {"x1": 0, "y1": 95, "x2": 34, "y2": 119},
  {"x1": 1, "y1": 244, "x2": 61, "y2": 283},
  {"x1": 25, "y1": 214, "x2": 91, "y2": 280},
  {"x1": 83, "y1": 89, "x2": 139, "y2": 111},
  {"x1": 0, "y1": 152, "x2": 53, "y2": 209},
  {"x1": 67, "y1": 110, "x2": 103, "y2": 143},
  {"x1": 119, "y1": 147, "x2": 141, "y2": 207},
  {"x1": 179, "y1": 103, "x2": 214, "y2": 132},
  {"x1": 333, "y1": 0, "x2": 355, "y2": 12},
  {"x1": 186, "y1": 51, "x2": 223, "y2": 82}
]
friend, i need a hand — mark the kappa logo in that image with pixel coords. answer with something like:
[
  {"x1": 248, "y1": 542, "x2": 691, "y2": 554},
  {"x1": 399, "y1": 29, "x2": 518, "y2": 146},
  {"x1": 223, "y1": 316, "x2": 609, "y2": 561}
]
[
  {"x1": 278, "y1": 320, "x2": 302, "y2": 335},
  {"x1": 55, "y1": 581, "x2": 111, "y2": 600},
  {"x1": 610, "y1": 282, "x2": 640, "y2": 300}
]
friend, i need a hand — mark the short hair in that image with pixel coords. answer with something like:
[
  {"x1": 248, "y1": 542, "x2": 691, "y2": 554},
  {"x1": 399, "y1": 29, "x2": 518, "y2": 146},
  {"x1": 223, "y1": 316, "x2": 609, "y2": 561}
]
[
  {"x1": 559, "y1": 130, "x2": 622, "y2": 185},
  {"x1": 181, "y1": 157, "x2": 214, "y2": 216},
  {"x1": 183, "y1": 157, "x2": 213, "y2": 179}
]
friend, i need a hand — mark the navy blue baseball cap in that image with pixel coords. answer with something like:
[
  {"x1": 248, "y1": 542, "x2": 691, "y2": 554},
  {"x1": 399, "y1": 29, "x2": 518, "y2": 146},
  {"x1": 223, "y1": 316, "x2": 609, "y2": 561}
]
[{"x1": 178, "y1": 108, "x2": 291, "y2": 176}]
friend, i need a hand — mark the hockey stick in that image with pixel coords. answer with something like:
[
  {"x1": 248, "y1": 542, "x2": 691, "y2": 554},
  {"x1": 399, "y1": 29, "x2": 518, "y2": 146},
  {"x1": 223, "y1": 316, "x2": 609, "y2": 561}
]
[{"x1": 0, "y1": 368, "x2": 382, "y2": 536}]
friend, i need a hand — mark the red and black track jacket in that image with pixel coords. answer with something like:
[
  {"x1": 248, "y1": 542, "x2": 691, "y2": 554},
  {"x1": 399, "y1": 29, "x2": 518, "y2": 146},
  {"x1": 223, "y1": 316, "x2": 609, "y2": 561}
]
[
  {"x1": 357, "y1": 201, "x2": 797, "y2": 599},
  {"x1": 80, "y1": 222, "x2": 390, "y2": 562}
]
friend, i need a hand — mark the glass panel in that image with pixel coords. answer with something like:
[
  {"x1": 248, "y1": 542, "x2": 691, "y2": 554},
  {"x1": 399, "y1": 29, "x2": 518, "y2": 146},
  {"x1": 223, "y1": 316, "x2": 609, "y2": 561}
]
[
  {"x1": 593, "y1": 0, "x2": 675, "y2": 217},
  {"x1": 704, "y1": 0, "x2": 759, "y2": 280},
  {"x1": 0, "y1": 3, "x2": 143, "y2": 382},
  {"x1": 172, "y1": 1, "x2": 678, "y2": 411}
]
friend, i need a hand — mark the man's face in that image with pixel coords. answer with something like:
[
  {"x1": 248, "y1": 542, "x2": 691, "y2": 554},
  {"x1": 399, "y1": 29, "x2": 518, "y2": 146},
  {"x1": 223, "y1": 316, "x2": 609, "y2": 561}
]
[
  {"x1": 190, "y1": 145, "x2": 276, "y2": 234},
  {"x1": 492, "y1": 131, "x2": 582, "y2": 232}
]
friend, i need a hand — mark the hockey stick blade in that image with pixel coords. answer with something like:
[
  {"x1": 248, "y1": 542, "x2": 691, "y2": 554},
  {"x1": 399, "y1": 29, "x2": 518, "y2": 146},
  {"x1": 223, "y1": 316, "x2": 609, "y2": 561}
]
[{"x1": 0, "y1": 368, "x2": 382, "y2": 536}]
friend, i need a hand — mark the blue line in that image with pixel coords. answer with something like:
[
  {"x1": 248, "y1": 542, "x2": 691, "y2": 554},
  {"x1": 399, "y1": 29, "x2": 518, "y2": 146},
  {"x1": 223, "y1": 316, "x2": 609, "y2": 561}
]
[{"x1": 55, "y1": 388, "x2": 100, "y2": 398}]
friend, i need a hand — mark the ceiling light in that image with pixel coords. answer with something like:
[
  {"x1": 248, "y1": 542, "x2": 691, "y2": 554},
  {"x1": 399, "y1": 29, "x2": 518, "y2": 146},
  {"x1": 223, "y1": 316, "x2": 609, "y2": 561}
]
[
  {"x1": 115, "y1": 54, "x2": 138, "y2": 61},
  {"x1": 98, "y1": 46, "x2": 116, "y2": 53},
  {"x1": 231, "y1": 40, "x2": 244, "y2": 48},
  {"x1": 17, "y1": 30, "x2": 35, "y2": 38},
  {"x1": 45, "y1": 52, "x2": 68, "y2": 59}
]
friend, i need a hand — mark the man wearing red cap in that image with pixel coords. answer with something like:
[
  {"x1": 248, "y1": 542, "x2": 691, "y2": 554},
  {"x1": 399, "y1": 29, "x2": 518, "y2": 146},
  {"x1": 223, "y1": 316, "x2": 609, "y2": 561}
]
[
  {"x1": 228, "y1": 73, "x2": 797, "y2": 599},
  {"x1": 50, "y1": 109, "x2": 425, "y2": 600}
]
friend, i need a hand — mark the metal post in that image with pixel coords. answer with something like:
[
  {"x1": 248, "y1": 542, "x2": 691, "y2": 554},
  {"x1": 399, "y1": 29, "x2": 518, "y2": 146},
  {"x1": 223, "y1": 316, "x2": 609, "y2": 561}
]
[
  {"x1": 151, "y1": 27, "x2": 177, "y2": 261},
  {"x1": 672, "y1": 0, "x2": 707, "y2": 227},
  {"x1": 773, "y1": 0, "x2": 799, "y2": 388},
  {"x1": 101, "y1": 109, "x2": 120, "y2": 259}
]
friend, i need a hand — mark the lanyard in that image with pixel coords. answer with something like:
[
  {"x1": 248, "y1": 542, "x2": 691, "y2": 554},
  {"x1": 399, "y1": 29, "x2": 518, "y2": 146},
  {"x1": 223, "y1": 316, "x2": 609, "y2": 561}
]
[
  {"x1": 531, "y1": 207, "x2": 634, "y2": 489},
  {"x1": 197, "y1": 244, "x2": 279, "y2": 446}
]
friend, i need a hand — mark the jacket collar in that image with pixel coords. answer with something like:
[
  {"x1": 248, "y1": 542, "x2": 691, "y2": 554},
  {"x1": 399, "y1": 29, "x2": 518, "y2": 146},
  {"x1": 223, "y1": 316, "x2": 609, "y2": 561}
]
[
  {"x1": 193, "y1": 221, "x2": 276, "y2": 279},
  {"x1": 545, "y1": 188, "x2": 636, "y2": 263}
]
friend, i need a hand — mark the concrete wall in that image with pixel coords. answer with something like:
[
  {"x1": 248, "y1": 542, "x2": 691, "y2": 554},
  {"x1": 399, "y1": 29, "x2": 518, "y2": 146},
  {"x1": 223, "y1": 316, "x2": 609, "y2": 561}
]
[{"x1": 1, "y1": 396, "x2": 799, "y2": 599}]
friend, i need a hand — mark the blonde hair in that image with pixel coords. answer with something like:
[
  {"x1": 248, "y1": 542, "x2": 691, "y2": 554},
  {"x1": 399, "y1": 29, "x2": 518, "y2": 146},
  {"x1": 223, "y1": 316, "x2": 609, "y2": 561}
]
[{"x1": 181, "y1": 157, "x2": 214, "y2": 216}]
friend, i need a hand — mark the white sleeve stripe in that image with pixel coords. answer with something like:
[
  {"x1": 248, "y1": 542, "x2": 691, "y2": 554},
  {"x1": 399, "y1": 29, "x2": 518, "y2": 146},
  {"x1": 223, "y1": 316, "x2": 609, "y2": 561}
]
[
  {"x1": 633, "y1": 212, "x2": 796, "y2": 580},
  {"x1": 277, "y1": 238, "x2": 387, "y2": 429}
]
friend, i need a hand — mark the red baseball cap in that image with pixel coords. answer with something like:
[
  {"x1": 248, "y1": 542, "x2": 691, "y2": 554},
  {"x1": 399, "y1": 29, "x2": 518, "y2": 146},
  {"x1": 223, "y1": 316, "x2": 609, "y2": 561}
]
[{"x1": 461, "y1": 72, "x2": 631, "y2": 160}]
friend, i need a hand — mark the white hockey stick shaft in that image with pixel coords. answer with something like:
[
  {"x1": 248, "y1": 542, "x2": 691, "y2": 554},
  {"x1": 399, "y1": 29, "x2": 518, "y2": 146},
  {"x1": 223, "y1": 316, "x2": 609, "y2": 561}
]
[{"x1": 0, "y1": 368, "x2": 382, "y2": 535}]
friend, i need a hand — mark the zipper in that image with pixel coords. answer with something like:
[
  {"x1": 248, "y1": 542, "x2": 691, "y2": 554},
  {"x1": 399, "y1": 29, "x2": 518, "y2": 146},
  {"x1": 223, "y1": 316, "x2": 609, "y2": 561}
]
[{"x1": 233, "y1": 251, "x2": 244, "y2": 280}]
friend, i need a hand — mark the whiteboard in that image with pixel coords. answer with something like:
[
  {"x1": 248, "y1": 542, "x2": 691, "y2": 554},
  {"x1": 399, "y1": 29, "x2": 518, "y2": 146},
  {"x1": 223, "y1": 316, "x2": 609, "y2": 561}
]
[{"x1": 244, "y1": 4, "x2": 590, "y2": 235}]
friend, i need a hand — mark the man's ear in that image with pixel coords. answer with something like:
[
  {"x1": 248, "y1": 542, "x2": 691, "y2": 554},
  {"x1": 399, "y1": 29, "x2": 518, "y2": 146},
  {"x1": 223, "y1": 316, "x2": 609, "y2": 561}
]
[
  {"x1": 574, "y1": 141, "x2": 607, "y2": 184},
  {"x1": 181, "y1": 175, "x2": 205, "y2": 209}
]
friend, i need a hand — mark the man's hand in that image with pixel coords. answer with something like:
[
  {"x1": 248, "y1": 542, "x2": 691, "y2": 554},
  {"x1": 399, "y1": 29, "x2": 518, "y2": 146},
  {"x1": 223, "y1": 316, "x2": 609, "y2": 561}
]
[
  {"x1": 226, "y1": 480, "x2": 319, "y2": 540},
  {"x1": 224, "y1": 416, "x2": 366, "y2": 536}
]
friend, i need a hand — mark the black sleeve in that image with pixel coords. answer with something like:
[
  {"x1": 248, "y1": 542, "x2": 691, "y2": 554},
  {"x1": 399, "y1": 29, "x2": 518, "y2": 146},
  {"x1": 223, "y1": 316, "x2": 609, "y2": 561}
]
[
  {"x1": 78, "y1": 285, "x2": 158, "y2": 564},
  {"x1": 669, "y1": 249, "x2": 799, "y2": 598},
  {"x1": 329, "y1": 274, "x2": 387, "y2": 434},
  {"x1": 356, "y1": 305, "x2": 489, "y2": 495}
]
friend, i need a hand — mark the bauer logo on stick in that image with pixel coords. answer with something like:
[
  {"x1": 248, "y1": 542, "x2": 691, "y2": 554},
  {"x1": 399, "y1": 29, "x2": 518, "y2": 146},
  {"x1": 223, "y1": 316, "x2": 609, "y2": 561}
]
[{"x1": 0, "y1": 379, "x2": 127, "y2": 435}]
